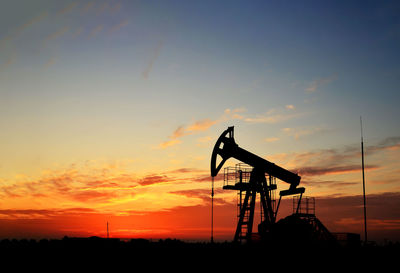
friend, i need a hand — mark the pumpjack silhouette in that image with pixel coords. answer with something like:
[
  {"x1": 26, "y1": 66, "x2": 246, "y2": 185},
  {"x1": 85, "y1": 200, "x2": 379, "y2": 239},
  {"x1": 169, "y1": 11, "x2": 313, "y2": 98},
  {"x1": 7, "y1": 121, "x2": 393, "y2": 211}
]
[{"x1": 211, "y1": 127, "x2": 335, "y2": 244}]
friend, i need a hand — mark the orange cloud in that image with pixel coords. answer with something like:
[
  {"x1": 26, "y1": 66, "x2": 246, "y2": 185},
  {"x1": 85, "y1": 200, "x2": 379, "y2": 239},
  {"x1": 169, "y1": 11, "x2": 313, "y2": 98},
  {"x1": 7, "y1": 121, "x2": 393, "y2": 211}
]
[
  {"x1": 157, "y1": 139, "x2": 182, "y2": 149},
  {"x1": 0, "y1": 164, "x2": 139, "y2": 207},
  {"x1": 187, "y1": 119, "x2": 217, "y2": 132},
  {"x1": 0, "y1": 161, "x2": 214, "y2": 216},
  {"x1": 158, "y1": 106, "x2": 302, "y2": 148},
  {"x1": 168, "y1": 168, "x2": 205, "y2": 174},
  {"x1": 172, "y1": 126, "x2": 186, "y2": 138},
  {"x1": 138, "y1": 175, "x2": 171, "y2": 186},
  {"x1": 157, "y1": 119, "x2": 217, "y2": 149},
  {"x1": 70, "y1": 190, "x2": 119, "y2": 203},
  {"x1": 265, "y1": 137, "x2": 279, "y2": 143},
  {"x1": 286, "y1": 104, "x2": 295, "y2": 110},
  {"x1": 171, "y1": 188, "x2": 227, "y2": 205},
  {"x1": 197, "y1": 136, "x2": 213, "y2": 147}
]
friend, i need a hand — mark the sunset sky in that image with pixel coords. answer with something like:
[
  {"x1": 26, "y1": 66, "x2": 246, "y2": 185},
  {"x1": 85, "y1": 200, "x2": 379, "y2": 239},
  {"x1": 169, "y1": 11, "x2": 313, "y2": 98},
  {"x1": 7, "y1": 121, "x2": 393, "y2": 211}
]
[{"x1": 1, "y1": 0, "x2": 400, "y2": 242}]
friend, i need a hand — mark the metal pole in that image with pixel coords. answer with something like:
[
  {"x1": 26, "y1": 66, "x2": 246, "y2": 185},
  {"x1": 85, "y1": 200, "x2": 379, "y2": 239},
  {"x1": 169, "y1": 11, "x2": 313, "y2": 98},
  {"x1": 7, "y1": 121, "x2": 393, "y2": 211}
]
[
  {"x1": 211, "y1": 176, "x2": 214, "y2": 243},
  {"x1": 360, "y1": 117, "x2": 368, "y2": 243}
]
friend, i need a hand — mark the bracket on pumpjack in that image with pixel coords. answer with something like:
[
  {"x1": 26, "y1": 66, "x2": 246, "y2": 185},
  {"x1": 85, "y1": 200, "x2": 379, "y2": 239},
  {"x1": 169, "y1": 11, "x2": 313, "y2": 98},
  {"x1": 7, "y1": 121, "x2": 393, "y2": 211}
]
[{"x1": 275, "y1": 186, "x2": 306, "y2": 217}]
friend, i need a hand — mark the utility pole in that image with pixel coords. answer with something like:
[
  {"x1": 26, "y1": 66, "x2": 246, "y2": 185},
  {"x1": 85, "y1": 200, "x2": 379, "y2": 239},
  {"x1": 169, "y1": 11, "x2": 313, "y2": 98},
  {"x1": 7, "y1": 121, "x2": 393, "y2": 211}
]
[
  {"x1": 211, "y1": 176, "x2": 214, "y2": 243},
  {"x1": 107, "y1": 221, "x2": 109, "y2": 239},
  {"x1": 360, "y1": 117, "x2": 368, "y2": 244}
]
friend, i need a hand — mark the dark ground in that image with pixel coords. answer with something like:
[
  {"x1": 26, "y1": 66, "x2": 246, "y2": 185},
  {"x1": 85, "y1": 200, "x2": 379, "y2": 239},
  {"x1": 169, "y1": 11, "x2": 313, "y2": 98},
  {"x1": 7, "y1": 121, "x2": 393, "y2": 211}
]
[{"x1": 1, "y1": 236, "x2": 399, "y2": 269}]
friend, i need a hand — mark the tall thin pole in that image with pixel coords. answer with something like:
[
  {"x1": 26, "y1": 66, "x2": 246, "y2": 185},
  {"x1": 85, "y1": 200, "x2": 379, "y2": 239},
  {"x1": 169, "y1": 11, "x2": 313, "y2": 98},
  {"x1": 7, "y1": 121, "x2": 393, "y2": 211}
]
[
  {"x1": 107, "y1": 221, "x2": 109, "y2": 239},
  {"x1": 360, "y1": 117, "x2": 368, "y2": 243},
  {"x1": 211, "y1": 176, "x2": 214, "y2": 243}
]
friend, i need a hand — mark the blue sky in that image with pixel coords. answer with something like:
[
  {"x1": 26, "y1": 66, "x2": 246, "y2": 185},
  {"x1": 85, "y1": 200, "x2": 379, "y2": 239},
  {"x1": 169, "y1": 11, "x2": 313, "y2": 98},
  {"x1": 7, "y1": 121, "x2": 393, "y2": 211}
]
[{"x1": 1, "y1": 1, "x2": 399, "y2": 170}]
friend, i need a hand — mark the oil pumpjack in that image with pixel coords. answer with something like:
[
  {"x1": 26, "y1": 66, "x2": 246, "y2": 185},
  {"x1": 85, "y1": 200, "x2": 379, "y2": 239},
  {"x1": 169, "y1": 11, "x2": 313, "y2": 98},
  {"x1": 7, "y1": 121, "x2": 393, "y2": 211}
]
[{"x1": 211, "y1": 126, "x2": 334, "y2": 244}]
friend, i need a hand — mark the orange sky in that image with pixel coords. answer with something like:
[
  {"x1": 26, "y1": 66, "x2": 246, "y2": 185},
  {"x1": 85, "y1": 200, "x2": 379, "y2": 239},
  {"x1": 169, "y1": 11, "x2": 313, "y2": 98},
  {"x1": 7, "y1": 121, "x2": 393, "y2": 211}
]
[{"x1": 1, "y1": 139, "x2": 399, "y2": 242}]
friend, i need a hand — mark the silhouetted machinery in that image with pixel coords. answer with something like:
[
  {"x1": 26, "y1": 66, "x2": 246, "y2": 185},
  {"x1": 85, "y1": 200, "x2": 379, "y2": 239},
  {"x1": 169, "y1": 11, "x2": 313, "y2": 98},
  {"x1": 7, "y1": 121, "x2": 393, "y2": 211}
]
[{"x1": 211, "y1": 127, "x2": 335, "y2": 244}]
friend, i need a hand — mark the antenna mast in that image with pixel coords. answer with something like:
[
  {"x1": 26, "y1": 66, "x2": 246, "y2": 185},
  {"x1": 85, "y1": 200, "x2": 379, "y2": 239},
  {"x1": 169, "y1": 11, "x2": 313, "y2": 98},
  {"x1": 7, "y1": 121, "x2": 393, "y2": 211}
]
[
  {"x1": 211, "y1": 176, "x2": 214, "y2": 243},
  {"x1": 360, "y1": 117, "x2": 368, "y2": 243},
  {"x1": 107, "y1": 221, "x2": 109, "y2": 239}
]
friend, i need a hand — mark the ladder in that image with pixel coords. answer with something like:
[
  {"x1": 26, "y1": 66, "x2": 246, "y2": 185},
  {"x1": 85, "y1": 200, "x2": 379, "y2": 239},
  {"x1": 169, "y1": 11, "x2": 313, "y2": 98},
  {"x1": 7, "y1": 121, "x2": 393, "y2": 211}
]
[{"x1": 234, "y1": 189, "x2": 256, "y2": 242}]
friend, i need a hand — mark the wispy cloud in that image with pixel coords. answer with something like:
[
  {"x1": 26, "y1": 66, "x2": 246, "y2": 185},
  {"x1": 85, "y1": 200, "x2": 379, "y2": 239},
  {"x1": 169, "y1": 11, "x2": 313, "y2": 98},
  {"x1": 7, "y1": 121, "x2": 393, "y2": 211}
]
[
  {"x1": 299, "y1": 164, "x2": 379, "y2": 177},
  {"x1": 305, "y1": 75, "x2": 337, "y2": 93},
  {"x1": 110, "y1": 19, "x2": 129, "y2": 33},
  {"x1": 142, "y1": 41, "x2": 163, "y2": 79},
  {"x1": 110, "y1": 3, "x2": 122, "y2": 15},
  {"x1": 88, "y1": 25, "x2": 103, "y2": 38},
  {"x1": 282, "y1": 126, "x2": 326, "y2": 140},
  {"x1": 44, "y1": 56, "x2": 57, "y2": 68},
  {"x1": 82, "y1": 2, "x2": 95, "y2": 13},
  {"x1": 241, "y1": 107, "x2": 303, "y2": 124},
  {"x1": 285, "y1": 104, "x2": 295, "y2": 110},
  {"x1": 15, "y1": 11, "x2": 48, "y2": 33},
  {"x1": 156, "y1": 126, "x2": 186, "y2": 149},
  {"x1": 1, "y1": 11, "x2": 48, "y2": 48},
  {"x1": 170, "y1": 188, "x2": 228, "y2": 205},
  {"x1": 0, "y1": 208, "x2": 96, "y2": 220},
  {"x1": 157, "y1": 119, "x2": 217, "y2": 149},
  {"x1": 368, "y1": 136, "x2": 400, "y2": 154},
  {"x1": 221, "y1": 107, "x2": 247, "y2": 121},
  {"x1": 244, "y1": 112, "x2": 300, "y2": 124},
  {"x1": 72, "y1": 27, "x2": 84, "y2": 38},
  {"x1": 0, "y1": 160, "x2": 222, "y2": 226},
  {"x1": 171, "y1": 126, "x2": 186, "y2": 139},
  {"x1": 96, "y1": 2, "x2": 109, "y2": 16},
  {"x1": 167, "y1": 168, "x2": 205, "y2": 174},
  {"x1": 43, "y1": 26, "x2": 69, "y2": 44},
  {"x1": 187, "y1": 119, "x2": 217, "y2": 132},
  {"x1": 220, "y1": 106, "x2": 301, "y2": 124},
  {"x1": 264, "y1": 137, "x2": 279, "y2": 143},
  {"x1": 158, "y1": 139, "x2": 182, "y2": 149},
  {"x1": 0, "y1": 163, "x2": 138, "y2": 205},
  {"x1": 138, "y1": 175, "x2": 171, "y2": 186},
  {"x1": 0, "y1": 52, "x2": 16, "y2": 71},
  {"x1": 197, "y1": 136, "x2": 212, "y2": 143},
  {"x1": 57, "y1": 2, "x2": 78, "y2": 15},
  {"x1": 158, "y1": 106, "x2": 303, "y2": 149},
  {"x1": 265, "y1": 135, "x2": 400, "y2": 193}
]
